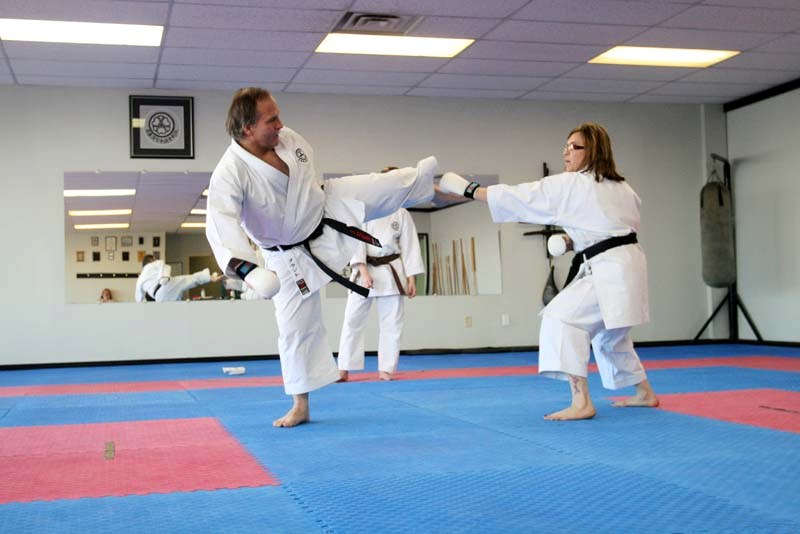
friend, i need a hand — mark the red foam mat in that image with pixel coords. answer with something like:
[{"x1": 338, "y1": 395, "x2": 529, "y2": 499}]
[
  {"x1": 0, "y1": 418, "x2": 278, "y2": 504},
  {"x1": 655, "y1": 389, "x2": 800, "y2": 434}
]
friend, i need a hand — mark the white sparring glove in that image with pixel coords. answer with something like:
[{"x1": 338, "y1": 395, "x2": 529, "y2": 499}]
[
  {"x1": 244, "y1": 267, "x2": 281, "y2": 299},
  {"x1": 439, "y1": 172, "x2": 472, "y2": 196},
  {"x1": 547, "y1": 235, "x2": 568, "y2": 257}
]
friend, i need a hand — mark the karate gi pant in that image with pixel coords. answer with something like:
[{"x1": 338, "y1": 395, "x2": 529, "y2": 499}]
[
  {"x1": 271, "y1": 163, "x2": 433, "y2": 395},
  {"x1": 154, "y1": 269, "x2": 212, "y2": 302},
  {"x1": 538, "y1": 274, "x2": 647, "y2": 390},
  {"x1": 338, "y1": 294, "x2": 404, "y2": 374}
]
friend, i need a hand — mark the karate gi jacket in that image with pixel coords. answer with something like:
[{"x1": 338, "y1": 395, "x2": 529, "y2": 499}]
[
  {"x1": 487, "y1": 171, "x2": 649, "y2": 329},
  {"x1": 135, "y1": 260, "x2": 170, "y2": 302}
]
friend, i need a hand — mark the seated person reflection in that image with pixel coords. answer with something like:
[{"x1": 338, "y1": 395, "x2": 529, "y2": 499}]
[
  {"x1": 135, "y1": 254, "x2": 223, "y2": 302},
  {"x1": 98, "y1": 288, "x2": 114, "y2": 303}
]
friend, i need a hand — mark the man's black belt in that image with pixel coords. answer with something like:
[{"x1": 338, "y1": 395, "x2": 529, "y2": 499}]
[
  {"x1": 145, "y1": 283, "x2": 162, "y2": 302},
  {"x1": 564, "y1": 233, "x2": 638, "y2": 287},
  {"x1": 265, "y1": 217, "x2": 381, "y2": 298}
]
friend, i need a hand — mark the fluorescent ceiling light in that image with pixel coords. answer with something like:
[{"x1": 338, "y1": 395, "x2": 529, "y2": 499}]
[
  {"x1": 202, "y1": 189, "x2": 209, "y2": 197},
  {"x1": 0, "y1": 18, "x2": 163, "y2": 46},
  {"x1": 68, "y1": 209, "x2": 132, "y2": 217},
  {"x1": 316, "y1": 33, "x2": 473, "y2": 58},
  {"x1": 181, "y1": 222, "x2": 206, "y2": 228},
  {"x1": 589, "y1": 46, "x2": 739, "y2": 68},
  {"x1": 74, "y1": 223, "x2": 130, "y2": 230},
  {"x1": 64, "y1": 189, "x2": 136, "y2": 197},
  {"x1": 190, "y1": 209, "x2": 207, "y2": 215}
]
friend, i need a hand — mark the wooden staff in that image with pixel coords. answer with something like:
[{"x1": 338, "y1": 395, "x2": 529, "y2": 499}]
[
  {"x1": 471, "y1": 236, "x2": 478, "y2": 295},
  {"x1": 445, "y1": 255, "x2": 452, "y2": 295},
  {"x1": 460, "y1": 238, "x2": 469, "y2": 295}
]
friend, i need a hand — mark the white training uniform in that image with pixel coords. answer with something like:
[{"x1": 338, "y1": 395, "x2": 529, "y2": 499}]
[
  {"x1": 206, "y1": 127, "x2": 434, "y2": 395},
  {"x1": 487, "y1": 170, "x2": 650, "y2": 389},
  {"x1": 338, "y1": 209, "x2": 424, "y2": 374},
  {"x1": 134, "y1": 260, "x2": 213, "y2": 302}
]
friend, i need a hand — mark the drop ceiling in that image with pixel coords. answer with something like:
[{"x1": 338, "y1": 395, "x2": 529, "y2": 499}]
[{"x1": 2, "y1": 0, "x2": 800, "y2": 105}]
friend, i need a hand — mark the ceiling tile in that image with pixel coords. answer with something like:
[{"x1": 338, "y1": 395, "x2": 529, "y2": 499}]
[
  {"x1": 699, "y1": 0, "x2": 800, "y2": 9},
  {"x1": 161, "y1": 48, "x2": 309, "y2": 68},
  {"x1": 293, "y1": 69, "x2": 429, "y2": 86},
  {"x1": 485, "y1": 21, "x2": 647, "y2": 45},
  {"x1": 352, "y1": 0, "x2": 531, "y2": 18},
  {"x1": 565, "y1": 64, "x2": 696, "y2": 81},
  {"x1": 661, "y1": 5, "x2": 800, "y2": 32},
  {"x1": 754, "y1": 34, "x2": 800, "y2": 54},
  {"x1": 439, "y1": 58, "x2": 577, "y2": 77},
  {"x1": 304, "y1": 54, "x2": 447, "y2": 72},
  {"x1": 156, "y1": 80, "x2": 287, "y2": 92},
  {"x1": 0, "y1": 0, "x2": 169, "y2": 25},
  {"x1": 176, "y1": 0, "x2": 351, "y2": 7},
  {"x1": 407, "y1": 87, "x2": 527, "y2": 99},
  {"x1": 625, "y1": 27, "x2": 780, "y2": 50},
  {"x1": 3, "y1": 42, "x2": 160, "y2": 63},
  {"x1": 165, "y1": 28, "x2": 324, "y2": 52},
  {"x1": 170, "y1": 4, "x2": 340, "y2": 31},
  {"x1": 420, "y1": 73, "x2": 550, "y2": 91},
  {"x1": 65, "y1": 172, "x2": 141, "y2": 189},
  {"x1": 513, "y1": 0, "x2": 691, "y2": 25},
  {"x1": 461, "y1": 41, "x2": 606, "y2": 62},
  {"x1": 11, "y1": 59, "x2": 156, "y2": 78},
  {"x1": 156, "y1": 64, "x2": 296, "y2": 82},
  {"x1": 649, "y1": 81, "x2": 770, "y2": 97},
  {"x1": 718, "y1": 52, "x2": 800, "y2": 71},
  {"x1": 522, "y1": 91, "x2": 635, "y2": 102},
  {"x1": 409, "y1": 16, "x2": 502, "y2": 39},
  {"x1": 681, "y1": 68, "x2": 800, "y2": 85},
  {"x1": 629, "y1": 94, "x2": 730, "y2": 104},
  {"x1": 537, "y1": 78, "x2": 663, "y2": 94},
  {"x1": 285, "y1": 83, "x2": 408, "y2": 96}
]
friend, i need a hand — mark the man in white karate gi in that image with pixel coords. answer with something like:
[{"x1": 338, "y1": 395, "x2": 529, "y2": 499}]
[
  {"x1": 439, "y1": 122, "x2": 658, "y2": 421},
  {"x1": 206, "y1": 87, "x2": 438, "y2": 427},
  {"x1": 135, "y1": 254, "x2": 222, "y2": 302},
  {"x1": 337, "y1": 204, "x2": 424, "y2": 382}
]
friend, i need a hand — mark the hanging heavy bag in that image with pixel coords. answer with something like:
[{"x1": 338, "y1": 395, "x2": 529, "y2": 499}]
[{"x1": 700, "y1": 177, "x2": 736, "y2": 287}]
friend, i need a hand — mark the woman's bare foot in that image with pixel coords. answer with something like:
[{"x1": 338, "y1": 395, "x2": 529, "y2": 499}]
[
  {"x1": 544, "y1": 404, "x2": 596, "y2": 421},
  {"x1": 337, "y1": 370, "x2": 349, "y2": 382},
  {"x1": 612, "y1": 379, "x2": 659, "y2": 408},
  {"x1": 544, "y1": 374, "x2": 595, "y2": 421},
  {"x1": 273, "y1": 394, "x2": 310, "y2": 427},
  {"x1": 379, "y1": 371, "x2": 393, "y2": 381}
]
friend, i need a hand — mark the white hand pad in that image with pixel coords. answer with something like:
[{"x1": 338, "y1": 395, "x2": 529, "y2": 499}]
[
  {"x1": 244, "y1": 267, "x2": 281, "y2": 299},
  {"x1": 439, "y1": 172, "x2": 471, "y2": 196},
  {"x1": 547, "y1": 235, "x2": 568, "y2": 257}
]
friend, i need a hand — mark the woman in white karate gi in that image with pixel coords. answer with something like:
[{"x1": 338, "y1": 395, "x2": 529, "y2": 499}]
[
  {"x1": 206, "y1": 88, "x2": 438, "y2": 428},
  {"x1": 439, "y1": 122, "x2": 658, "y2": 421},
  {"x1": 337, "y1": 205, "x2": 424, "y2": 382}
]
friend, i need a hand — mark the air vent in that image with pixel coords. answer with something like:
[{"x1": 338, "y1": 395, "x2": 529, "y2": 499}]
[{"x1": 333, "y1": 12, "x2": 422, "y2": 35}]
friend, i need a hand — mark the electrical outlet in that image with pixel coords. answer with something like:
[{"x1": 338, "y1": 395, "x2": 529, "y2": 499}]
[
  {"x1": 464, "y1": 316, "x2": 472, "y2": 328},
  {"x1": 501, "y1": 313, "x2": 510, "y2": 326}
]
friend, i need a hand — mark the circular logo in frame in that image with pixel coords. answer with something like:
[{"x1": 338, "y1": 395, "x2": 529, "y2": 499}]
[{"x1": 145, "y1": 111, "x2": 179, "y2": 145}]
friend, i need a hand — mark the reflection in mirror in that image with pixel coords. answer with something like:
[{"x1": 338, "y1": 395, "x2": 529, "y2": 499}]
[
  {"x1": 64, "y1": 171, "x2": 225, "y2": 304},
  {"x1": 324, "y1": 174, "x2": 502, "y2": 298}
]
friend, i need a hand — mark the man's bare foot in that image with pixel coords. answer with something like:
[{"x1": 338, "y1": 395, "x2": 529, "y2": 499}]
[
  {"x1": 612, "y1": 379, "x2": 659, "y2": 408},
  {"x1": 273, "y1": 394, "x2": 310, "y2": 428},
  {"x1": 337, "y1": 370, "x2": 349, "y2": 382},
  {"x1": 544, "y1": 404, "x2": 596, "y2": 421},
  {"x1": 379, "y1": 371, "x2": 393, "y2": 381}
]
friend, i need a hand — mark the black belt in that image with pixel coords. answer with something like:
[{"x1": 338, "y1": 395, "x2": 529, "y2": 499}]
[
  {"x1": 265, "y1": 218, "x2": 381, "y2": 298},
  {"x1": 564, "y1": 233, "x2": 638, "y2": 286},
  {"x1": 145, "y1": 283, "x2": 162, "y2": 302}
]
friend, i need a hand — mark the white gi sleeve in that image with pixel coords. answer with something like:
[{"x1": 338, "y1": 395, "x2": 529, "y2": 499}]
[
  {"x1": 134, "y1": 275, "x2": 147, "y2": 303},
  {"x1": 486, "y1": 175, "x2": 564, "y2": 225},
  {"x1": 349, "y1": 240, "x2": 367, "y2": 266},
  {"x1": 205, "y1": 165, "x2": 263, "y2": 278},
  {"x1": 398, "y1": 210, "x2": 424, "y2": 277}
]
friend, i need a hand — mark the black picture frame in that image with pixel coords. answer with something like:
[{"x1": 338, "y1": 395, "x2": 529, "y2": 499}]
[{"x1": 129, "y1": 95, "x2": 194, "y2": 159}]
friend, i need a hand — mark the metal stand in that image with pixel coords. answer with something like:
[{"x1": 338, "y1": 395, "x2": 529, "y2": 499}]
[{"x1": 694, "y1": 153, "x2": 763, "y2": 341}]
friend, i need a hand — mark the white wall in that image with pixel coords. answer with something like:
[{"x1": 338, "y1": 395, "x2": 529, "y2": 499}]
[
  {"x1": 0, "y1": 85, "x2": 713, "y2": 365},
  {"x1": 727, "y1": 88, "x2": 800, "y2": 342}
]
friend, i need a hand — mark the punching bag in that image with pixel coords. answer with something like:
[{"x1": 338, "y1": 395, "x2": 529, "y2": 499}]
[
  {"x1": 542, "y1": 264, "x2": 559, "y2": 305},
  {"x1": 700, "y1": 179, "x2": 736, "y2": 287}
]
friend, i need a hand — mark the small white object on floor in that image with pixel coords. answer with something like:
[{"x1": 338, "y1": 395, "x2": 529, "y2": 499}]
[{"x1": 222, "y1": 366, "x2": 246, "y2": 375}]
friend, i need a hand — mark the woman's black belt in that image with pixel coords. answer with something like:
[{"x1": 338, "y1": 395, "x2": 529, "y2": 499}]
[
  {"x1": 564, "y1": 233, "x2": 638, "y2": 286},
  {"x1": 265, "y1": 218, "x2": 381, "y2": 297}
]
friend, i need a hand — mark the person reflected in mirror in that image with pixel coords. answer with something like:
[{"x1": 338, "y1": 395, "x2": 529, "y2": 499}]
[
  {"x1": 135, "y1": 254, "x2": 223, "y2": 302},
  {"x1": 98, "y1": 288, "x2": 114, "y2": 303},
  {"x1": 439, "y1": 122, "x2": 658, "y2": 421},
  {"x1": 205, "y1": 87, "x2": 445, "y2": 428},
  {"x1": 338, "y1": 167, "x2": 424, "y2": 382}
]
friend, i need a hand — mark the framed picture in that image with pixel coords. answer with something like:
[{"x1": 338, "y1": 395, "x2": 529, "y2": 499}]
[
  {"x1": 107, "y1": 251, "x2": 115, "y2": 261},
  {"x1": 137, "y1": 251, "x2": 145, "y2": 263},
  {"x1": 138, "y1": 236, "x2": 144, "y2": 245},
  {"x1": 91, "y1": 236, "x2": 100, "y2": 247},
  {"x1": 153, "y1": 251, "x2": 161, "y2": 260},
  {"x1": 76, "y1": 251, "x2": 85, "y2": 262},
  {"x1": 129, "y1": 95, "x2": 194, "y2": 159},
  {"x1": 122, "y1": 251, "x2": 130, "y2": 262},
  {"x1": 121, "y1": 235, "x2": 133, "y2": 247},
  {"x1": 105, "y1": 236, "x2": 117, "y2": 251},
  {"x1": 92, "y1": 251, "x2": 101, "y2": 262}
]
